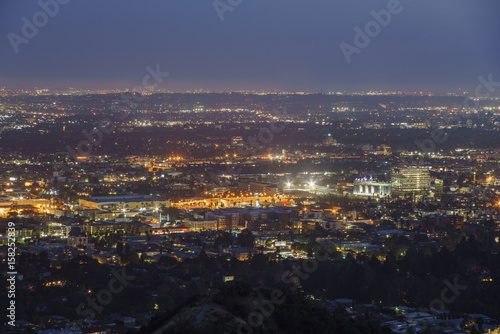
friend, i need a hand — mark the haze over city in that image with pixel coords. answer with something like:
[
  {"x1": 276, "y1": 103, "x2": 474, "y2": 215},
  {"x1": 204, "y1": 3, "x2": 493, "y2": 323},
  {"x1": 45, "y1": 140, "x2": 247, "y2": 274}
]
[{"x1": 1, "y1": 0, "x2": 500, "y2": 92}]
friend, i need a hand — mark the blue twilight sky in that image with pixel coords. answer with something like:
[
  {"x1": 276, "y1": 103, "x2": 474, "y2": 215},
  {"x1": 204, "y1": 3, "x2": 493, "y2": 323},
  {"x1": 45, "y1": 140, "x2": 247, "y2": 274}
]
[{"x1": 0, "y1": 0, "x2": 499, "y2": 92}]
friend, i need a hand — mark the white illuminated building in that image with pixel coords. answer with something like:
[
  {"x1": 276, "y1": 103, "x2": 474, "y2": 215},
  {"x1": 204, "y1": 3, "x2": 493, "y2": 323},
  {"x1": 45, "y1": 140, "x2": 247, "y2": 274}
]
[{"x1": 353, "y1": 177, "x2": 391, "y2": 198}]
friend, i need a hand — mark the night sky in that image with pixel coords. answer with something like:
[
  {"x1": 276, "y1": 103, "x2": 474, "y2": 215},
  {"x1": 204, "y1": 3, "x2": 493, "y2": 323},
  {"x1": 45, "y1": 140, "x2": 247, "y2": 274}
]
[{"x1": 1, "y1": 0, "x2": 499, "y2": 92}]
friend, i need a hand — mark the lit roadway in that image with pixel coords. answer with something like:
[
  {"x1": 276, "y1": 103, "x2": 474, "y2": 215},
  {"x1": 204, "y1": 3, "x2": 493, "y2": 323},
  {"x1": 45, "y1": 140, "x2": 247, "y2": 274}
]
[{"x1": 171, "y1": 195, "x2": 289, "y2": 210}]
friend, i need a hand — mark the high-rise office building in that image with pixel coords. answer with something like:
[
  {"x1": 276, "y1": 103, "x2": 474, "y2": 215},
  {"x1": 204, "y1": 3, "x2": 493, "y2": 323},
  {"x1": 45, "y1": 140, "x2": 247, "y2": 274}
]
[{"x1": 391, "y1": 167, "x2": 431, "y2": 195}]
